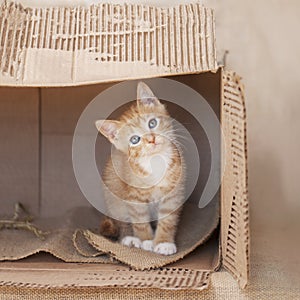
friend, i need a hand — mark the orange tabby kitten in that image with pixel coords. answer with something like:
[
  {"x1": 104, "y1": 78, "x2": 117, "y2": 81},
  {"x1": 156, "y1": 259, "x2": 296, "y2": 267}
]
[{"x1": 95, "y1": 82, "x2": 185, "y2": 255}]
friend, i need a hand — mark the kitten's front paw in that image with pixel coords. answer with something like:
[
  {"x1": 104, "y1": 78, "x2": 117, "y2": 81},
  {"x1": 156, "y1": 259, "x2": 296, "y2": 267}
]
[
  {"x1": 121, "y1": 236, "x2": 142, "y2": 248},
  {"x1": 154, "y1": 242, "x2": 177, "y2": 255},
  {"x1": 142, "y1": 240, "x2": 154, "y2": 252}
]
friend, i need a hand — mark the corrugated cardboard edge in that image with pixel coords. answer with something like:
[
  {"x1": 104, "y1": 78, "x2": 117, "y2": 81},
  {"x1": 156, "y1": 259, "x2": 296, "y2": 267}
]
[
  {"x1": 221, "y1": 69, "x2": 249, "y2": 288},
  {"x1": 0, "y1": 2, "x2": 218, "y2": 87},
  {"x1": 0, "y1": 263, "x2": 211, "y2": 290}
]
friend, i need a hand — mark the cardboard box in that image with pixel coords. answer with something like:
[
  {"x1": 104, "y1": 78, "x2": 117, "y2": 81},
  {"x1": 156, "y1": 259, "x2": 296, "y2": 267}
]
[{"x1": 0, "y1": 2, "x2": 249, "y2": 297}]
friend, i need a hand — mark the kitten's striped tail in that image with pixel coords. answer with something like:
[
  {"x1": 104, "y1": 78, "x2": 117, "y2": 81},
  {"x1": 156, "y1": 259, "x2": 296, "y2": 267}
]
[{"x1": 100, "y1": 217, "x2": 120, "y2": 239}]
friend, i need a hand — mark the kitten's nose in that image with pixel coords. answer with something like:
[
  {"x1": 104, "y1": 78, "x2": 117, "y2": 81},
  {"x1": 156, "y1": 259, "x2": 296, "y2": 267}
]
[{"x1": 145, "y1": 134, "x2": 156, "y2": 144}]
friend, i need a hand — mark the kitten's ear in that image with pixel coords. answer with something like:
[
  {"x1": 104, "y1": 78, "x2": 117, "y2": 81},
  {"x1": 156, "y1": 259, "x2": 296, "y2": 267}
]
[
  {"x1": 137, "y1": 82, "x2": 161, "y2": 109},
  {"x1": 95, "y1": 120, "x2": 121, "y2": 143}
]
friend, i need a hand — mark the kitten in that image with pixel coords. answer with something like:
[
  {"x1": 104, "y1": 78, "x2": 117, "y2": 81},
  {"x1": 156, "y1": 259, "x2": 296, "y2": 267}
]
[{"x1": 95, "y1": 82, "x2": 185, "y2": 255}]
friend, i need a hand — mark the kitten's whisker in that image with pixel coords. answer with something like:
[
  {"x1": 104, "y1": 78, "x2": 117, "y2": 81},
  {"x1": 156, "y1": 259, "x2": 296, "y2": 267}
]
[
  {"x1": 169, "y1": 139, "x2": 188, "y2": 151},
  {"x1": 162, "y1": 129, "x2": 186, "y2": 137},
  {"x1": 164, "y1": 132, "x2": 190, "y2": 142},
  {"x1": 171, "y1": 125, "x2": 189, "y2": 131},
  {"x1": 165, "y1": 127, "x2": 190, "y2": 135},
  {"x1": 172, "y1": 134, "x2": 190, "y2": 140}
]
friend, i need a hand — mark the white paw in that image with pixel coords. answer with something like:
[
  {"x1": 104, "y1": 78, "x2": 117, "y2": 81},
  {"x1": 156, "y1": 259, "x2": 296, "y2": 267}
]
[
  {"x1": 121, "y1": 236, "x2": 142, "y2": 248},
  {"x1": 154, "y1": 242, "x2": 177, "y2": 255},
  {"x1": 142, "y1": 240, "x2": 154, "y2": 252}
]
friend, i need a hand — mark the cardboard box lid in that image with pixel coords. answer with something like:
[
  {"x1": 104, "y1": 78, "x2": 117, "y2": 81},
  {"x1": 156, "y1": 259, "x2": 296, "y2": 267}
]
[{"x1": 0, "y1": 2, "x2": 217, "y2": 87}]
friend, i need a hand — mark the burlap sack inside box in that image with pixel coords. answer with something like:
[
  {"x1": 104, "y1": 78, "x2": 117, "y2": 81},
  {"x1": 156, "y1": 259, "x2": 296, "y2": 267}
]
[{"x1": 0, "y1": 1, "x2": 249, "y2": 296}]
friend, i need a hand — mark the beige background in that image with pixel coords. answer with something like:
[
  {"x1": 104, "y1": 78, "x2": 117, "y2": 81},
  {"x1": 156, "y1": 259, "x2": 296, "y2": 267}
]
[{"x1": 2, "y1": 0, "x2": 300, "y2": 294}]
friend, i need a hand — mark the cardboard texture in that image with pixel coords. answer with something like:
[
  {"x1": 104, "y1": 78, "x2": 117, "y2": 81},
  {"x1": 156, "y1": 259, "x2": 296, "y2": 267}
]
[
  {"x1": 0, "y1": 88, "x2": 39, "y2": 216},
  {"x1": 221, "y1": 71, "x2": 249, "y2": 288},
  {"x1": 0, "y1": 1, "x2": 249, "y2": 297},
  {"x1": 0, "y1": 2, "x2": 217, "y2": 86}
]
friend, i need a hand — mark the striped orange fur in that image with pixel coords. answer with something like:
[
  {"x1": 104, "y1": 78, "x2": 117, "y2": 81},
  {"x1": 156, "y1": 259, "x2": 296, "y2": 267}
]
[{"x1": 95, "y1": 82, "x2": 186, "y2": 255}]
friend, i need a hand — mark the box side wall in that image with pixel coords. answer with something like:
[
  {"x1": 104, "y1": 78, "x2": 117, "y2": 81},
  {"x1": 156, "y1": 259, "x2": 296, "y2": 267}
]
[
  {"x1": 221, "y1": 70, "x2": 249, "y2": 288},
  {"x1": 0, "y1": 87, "x2": 39, "y2": 215}
]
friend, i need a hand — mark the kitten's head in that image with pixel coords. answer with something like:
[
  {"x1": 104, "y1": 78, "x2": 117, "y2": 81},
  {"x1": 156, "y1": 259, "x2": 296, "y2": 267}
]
[{"x1": 96, "y1": 82, "x2": 176, "y2": 171}]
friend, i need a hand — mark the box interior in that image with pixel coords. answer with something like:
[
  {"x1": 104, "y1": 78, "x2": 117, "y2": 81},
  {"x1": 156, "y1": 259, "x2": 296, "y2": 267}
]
[{"x1": 0, "y1": 70, "x2": 221, "y2": 285}]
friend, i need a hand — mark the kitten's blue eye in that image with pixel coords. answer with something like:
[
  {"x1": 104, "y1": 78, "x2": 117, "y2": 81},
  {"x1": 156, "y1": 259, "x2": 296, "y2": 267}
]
[
  {"x1": 148, "y1": 118, "x2": 158, "y2": 129},
  {"x1": 130, "y1": 135, "x2": 141, "y2": 145}
]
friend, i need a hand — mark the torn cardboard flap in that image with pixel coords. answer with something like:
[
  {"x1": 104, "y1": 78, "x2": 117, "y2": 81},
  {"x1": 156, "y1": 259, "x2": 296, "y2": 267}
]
[
  {"x1": 0, "y1": 256, "x2": 213, "y2": 291},
  {"x1": 0, "y1": 2, "x2": 217, "y2": 86},
  {"x1": 221, "y1": 71, "x2": 249, "y2": 288}
]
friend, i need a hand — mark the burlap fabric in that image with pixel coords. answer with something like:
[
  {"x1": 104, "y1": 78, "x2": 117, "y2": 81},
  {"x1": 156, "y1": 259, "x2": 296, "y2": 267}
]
[{"x1": 0, "y1": 198, "x2": 219, "y2": 269}]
